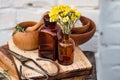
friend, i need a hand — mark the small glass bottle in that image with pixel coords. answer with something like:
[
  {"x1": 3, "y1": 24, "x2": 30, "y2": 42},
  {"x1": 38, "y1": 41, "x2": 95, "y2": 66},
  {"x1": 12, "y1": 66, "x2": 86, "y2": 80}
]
[
  {"x1": 58, "y1": 34, "x2": 75, "y2": 65},
  {"x1": 38, "y1": 14, "x2": 61, "y2": 61}
]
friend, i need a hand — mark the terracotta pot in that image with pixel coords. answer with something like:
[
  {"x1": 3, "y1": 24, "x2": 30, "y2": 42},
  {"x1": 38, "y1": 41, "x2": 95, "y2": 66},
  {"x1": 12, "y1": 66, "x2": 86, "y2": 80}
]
[
  {"x1": 70, "y1": 18, "x2": 96, "y2": 46},
  {"x1": 13, "y1": 21, "x2": 38, "y2": 50},
  {"x1": 71, "y1": 16, "x2": 90, "y2": 34}
]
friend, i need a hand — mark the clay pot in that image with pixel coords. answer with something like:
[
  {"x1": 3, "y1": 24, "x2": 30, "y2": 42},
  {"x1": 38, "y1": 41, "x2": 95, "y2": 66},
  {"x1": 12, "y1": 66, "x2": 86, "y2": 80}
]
[
  {"x1": 70, "y1": 18, "x2": 96, "y2": 46},
  {"x1": 71, "y1": 16, "x2": 90, "y2": 34},
  {"x1": 13, "y1": 21, "x2": 38, "y2": 50}
]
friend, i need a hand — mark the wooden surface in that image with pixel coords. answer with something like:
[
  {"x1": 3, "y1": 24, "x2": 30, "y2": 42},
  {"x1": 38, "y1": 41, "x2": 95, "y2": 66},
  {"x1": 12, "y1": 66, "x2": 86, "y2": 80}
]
[
  {"x1": 0, "y1": 45, "x2": 20, "y2": 80},
  {"x1": 7, "y1": 39, "x2": 92, "y2": 80},
  {"x1": 84, "y1": 51, "x2": 97, "y2": 80}
]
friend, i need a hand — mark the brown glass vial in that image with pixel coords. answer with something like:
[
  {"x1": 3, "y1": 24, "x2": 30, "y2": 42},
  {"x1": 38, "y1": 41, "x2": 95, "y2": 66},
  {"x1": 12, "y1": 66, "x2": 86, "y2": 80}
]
[
  {"x1": 38, "y1": 14, "x2": 61, "y2": 61},
  {"x1": 58, "y1": 34, "x2": 75, "y2": 65}
]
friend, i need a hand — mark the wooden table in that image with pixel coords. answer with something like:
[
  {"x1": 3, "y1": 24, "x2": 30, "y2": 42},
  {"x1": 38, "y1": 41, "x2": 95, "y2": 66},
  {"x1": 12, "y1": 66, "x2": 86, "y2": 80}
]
[{"x1": 0, "y1": 39, "x2": 92, "y2": 80}]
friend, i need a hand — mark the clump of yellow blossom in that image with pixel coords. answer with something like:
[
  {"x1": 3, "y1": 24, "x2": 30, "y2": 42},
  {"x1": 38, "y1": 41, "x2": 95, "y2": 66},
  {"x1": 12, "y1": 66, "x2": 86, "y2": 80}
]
[{"x1": 49, "y1": 5, "x2": 81, "y2": 34}]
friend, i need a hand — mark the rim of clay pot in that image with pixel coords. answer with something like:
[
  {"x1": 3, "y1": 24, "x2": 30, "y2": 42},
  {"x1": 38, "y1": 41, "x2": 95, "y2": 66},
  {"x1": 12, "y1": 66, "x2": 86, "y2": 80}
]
[
  {"x1": 71, "y1": 16, "x2": 90, "y2": 34},
  {"x1": 18, "y1": 21, "x2": 37, "y2": 28},
  {"x1": 70, "y1": 18, "x2": 96, "y2": 46},
  {"x1": 12, "y1": 21, "x2": 37, "y2": 35}
]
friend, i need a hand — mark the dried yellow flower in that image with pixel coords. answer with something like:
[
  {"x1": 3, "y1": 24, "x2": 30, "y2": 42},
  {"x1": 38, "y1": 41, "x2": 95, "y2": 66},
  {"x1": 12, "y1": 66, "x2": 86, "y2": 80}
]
[{"x1": 49, "y1": 5, "x2": 81, "y2": 34}]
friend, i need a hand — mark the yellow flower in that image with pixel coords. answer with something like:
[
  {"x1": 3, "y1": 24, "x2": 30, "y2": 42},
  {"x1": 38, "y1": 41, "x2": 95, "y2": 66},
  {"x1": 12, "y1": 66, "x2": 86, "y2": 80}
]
[
  {"x1": 49, "y1": 5, "x2": 81, "y2": 34},
  {"x1": 75, "y1": 11, "x2": 81, "y2": 17},
  {"x1": 62, "y1": 16, "x2": 69, "y2": 23},
  {"x1": 49, "y1": 13, "x2": 59, "y2": 22},
  {"x1": 71, "y1": 15, "x2": 76, "y2": 21}
]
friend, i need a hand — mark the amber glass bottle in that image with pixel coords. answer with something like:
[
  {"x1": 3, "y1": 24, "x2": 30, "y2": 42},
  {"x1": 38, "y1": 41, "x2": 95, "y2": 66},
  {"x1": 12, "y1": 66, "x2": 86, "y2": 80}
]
[
  {"x1": 58, "y1": 34, "x2": 75, "y2": 65},
  {"x1": 38, "y1": 14, "x2": 61, "y2": 61}
]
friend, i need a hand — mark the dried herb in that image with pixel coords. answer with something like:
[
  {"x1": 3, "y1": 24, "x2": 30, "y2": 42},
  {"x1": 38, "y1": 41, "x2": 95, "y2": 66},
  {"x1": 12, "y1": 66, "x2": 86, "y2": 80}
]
[
  {"x1": 0, "y1": 70, "x2": 12, "y2": 80},
  {"x1": 12, "y1": 24, "x2": 25, "y2": 35}
]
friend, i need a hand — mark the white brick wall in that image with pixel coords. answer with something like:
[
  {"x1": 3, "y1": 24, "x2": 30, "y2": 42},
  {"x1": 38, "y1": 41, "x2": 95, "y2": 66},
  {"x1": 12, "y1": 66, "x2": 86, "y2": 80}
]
[
  {"x1": 58, "y1": 0, "x2": 99, "y2": 7},
  {"x1": 97, "y1": 0, "x2": 120, "y2": 80},
  {"x1": 97, "y1": 46, "x2": 120, "y2": 80},
  {"x1": 16, "y1": 8, "x2": 47, "y2": 23},
  {"x1": 13, "y1": 0, "x2": 57, "y2": 8},
  {"x1": 0, "y1": 0, "x2": 13, "y2": 8},
  {"x1": 80, "y1": 33, "x2": 98, "y2": 52},
  {"x1": 0, "y1": 9, "x2": 16, "y2": 29},
  {"x1": 101, "y1": 26, "x2": 120, "y2": 45},
  {"x1": 0, "y1": 30, "x2": 13, "y2": 45}
]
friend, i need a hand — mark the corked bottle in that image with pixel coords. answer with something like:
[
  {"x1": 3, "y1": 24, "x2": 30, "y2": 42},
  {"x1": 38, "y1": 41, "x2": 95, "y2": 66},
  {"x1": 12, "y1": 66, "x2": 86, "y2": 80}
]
[{"x1": 38, "y1": 14, "x2": 61, "y2": 61}]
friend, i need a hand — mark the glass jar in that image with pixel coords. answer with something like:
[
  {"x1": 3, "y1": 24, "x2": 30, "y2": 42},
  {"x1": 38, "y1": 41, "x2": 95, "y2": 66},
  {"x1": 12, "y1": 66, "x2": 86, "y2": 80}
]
[
  {"x1": 38, "y1": 14, "x2": 61, "y2": 61},
  {"x1": 58, "y1": 34, "x2": 75, "y2": 65}
]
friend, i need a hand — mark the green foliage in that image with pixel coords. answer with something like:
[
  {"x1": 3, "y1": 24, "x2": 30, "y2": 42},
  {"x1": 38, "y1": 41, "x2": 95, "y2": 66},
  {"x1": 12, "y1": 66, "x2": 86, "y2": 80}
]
[
  {"x1": 12, "y1": 24, "x2": 25, "y2": 35},
  {"x1": 0, "y1": 70, "x2": 12, "y2": 80}
]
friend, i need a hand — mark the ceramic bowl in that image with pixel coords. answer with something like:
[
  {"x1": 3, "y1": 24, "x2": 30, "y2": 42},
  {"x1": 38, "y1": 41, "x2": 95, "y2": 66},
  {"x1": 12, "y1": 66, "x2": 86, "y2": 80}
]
[{"x1": 70, "y1": 18, "x2": 96, "y2": 46}]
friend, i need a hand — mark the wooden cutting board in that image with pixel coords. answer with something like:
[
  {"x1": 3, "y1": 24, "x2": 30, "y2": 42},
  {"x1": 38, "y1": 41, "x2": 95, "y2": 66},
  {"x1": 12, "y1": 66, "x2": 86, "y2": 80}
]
[
  {"x1": 8, "y1": 39, "x2": 92, "y2": 80},
  {"x1": 0, "y1": 46, "x2": 20, "y2": 80}
]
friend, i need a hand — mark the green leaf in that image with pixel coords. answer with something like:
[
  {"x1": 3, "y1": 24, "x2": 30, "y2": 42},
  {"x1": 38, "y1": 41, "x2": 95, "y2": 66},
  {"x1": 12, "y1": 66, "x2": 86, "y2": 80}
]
[
  {"x1": 0, "y1": 70, "x2": 12, "y2": 80},
  {"x1": 12, "y1": 24, "x2": 25, "y2": 36}
]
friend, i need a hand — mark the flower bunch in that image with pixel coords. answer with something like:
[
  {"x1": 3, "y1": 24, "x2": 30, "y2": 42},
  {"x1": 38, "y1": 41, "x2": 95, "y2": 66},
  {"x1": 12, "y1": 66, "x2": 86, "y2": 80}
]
[{"x1": 49, "y1": 5, "x2": 81, "y2": 34}]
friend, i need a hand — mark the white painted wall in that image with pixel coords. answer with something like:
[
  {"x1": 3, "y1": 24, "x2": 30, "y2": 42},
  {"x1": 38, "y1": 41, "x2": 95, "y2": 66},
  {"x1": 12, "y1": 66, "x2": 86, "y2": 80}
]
[{"x1": 97, "y1": 0, "x2": 120, "y2": 80}]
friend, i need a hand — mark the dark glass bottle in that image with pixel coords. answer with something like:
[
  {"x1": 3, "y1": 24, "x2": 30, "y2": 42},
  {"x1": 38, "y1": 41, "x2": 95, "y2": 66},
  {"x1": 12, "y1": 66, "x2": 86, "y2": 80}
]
[
  {"x1": 38, "y1": 14, "x2": 61, "y2": 61},
  {"x1": 58, "y1": 34, "x2": 75, "y2": 65}
]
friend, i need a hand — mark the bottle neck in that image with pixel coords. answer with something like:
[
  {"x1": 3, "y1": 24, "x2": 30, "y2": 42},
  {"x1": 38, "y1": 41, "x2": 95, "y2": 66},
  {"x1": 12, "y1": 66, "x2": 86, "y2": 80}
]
[
  {"x1": 63, "y1": 34, "x2": 70, "y2": 41},
  {"x1": 45, "y1": 21, "x2": 56, "y2": 28},
  {"x1": 44, "y1": 14, "x2": 56, "y2": 29}
]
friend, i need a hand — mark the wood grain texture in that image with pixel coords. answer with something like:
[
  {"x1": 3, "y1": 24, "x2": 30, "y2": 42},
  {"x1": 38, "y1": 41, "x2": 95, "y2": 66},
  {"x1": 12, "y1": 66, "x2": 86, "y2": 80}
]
[
  {"x1": 0, "y1": 45, "x2": 20, "y2": 80},
  {"x1": 8, "y1": 39, "x2": 92, "y2": 80}
]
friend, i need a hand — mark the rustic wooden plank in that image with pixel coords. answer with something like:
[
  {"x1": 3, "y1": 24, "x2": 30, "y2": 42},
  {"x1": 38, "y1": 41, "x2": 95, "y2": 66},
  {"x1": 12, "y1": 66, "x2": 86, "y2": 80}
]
[
  {"x1": 8, "y1": 39, "x2": 92, "y2": 79},
  {"x1": 84, "y1": 51, "x2": 97, "y2": 80},
  {"x1": 0, "y1": 48, "x2": 20, "y2": 80},
  {"x1": 62, "y1": 76, "x2": 85, "y2": 80}
]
